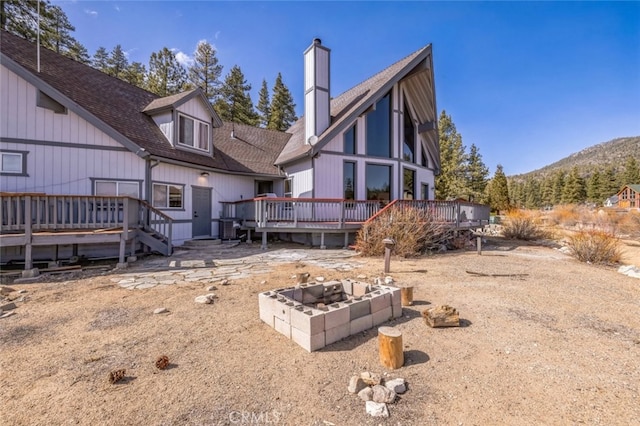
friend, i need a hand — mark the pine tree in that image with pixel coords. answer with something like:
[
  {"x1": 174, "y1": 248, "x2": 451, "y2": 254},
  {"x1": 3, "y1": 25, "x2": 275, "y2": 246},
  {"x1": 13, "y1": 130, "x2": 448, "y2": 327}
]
[
  {"x1": 107, "y1": 45, "x2": 128, "y2": 78},
  {"x1": 188, "y1": 40, "x2": 223, "y2": 104},
  {"x1": 147, "y1": 47, "x2": 188, "y2": 97},
  {"x1": 213, "y1": 65, "x2": 259, "y2": 125},
  {"x1": 466, "y1": 143, "x2": 489, "y2": 203},
  {"x1": 622, "y1": 157, "x2": 640, "y2": 184},
  {"x1": 1, "y1": 0, "x2": 40, "y2": 41},
  {"x1": 586, "y1": 171, "x2": 603, "y2": 203},
  {"x1": 256, "y1": 79, "x2": 271, "y2": 128},
  {"x1": 65, "y1": 39, "x2": 90, "y2": 64},
  {"x1": 551, "y1": 170, "x2": 566, "y2": 205},
  {"x1": 487, "y1": 164, "x2": 510, "y2": 213},
  {"x1": 562, "y1": 167, "x2": 586, "y2": 204},
  {"x1": 524, "y1": 177, "x2": 542, "y2": 209},
  {"x1": 44, "y1": 4, "x2": 75, "y2": 54},
  {"x1": 436, "y1": 110, "x2": 468, "y2": 200},
  {"x1": 601, "y1": 166, "x2": 620, "y2": 198},
  {"x1": 123, "y1": 62, "x2": 146, "y2": 88},
  {"x1": 268, "y1": 73, "x2": 297, "y2": 131},
  {"x1": 540, "y1": 176, "x2": 554, "y2": 207},
  {"x1": 92, "y1": 47, "x2": 110, "y2": 73}
]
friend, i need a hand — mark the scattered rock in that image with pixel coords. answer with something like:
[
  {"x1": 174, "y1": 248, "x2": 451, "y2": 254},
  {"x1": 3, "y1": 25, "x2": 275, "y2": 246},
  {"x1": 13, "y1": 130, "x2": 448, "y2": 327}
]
[
  {"x1": 316, "y1": 276, "x2": 325, "y2": 282},
  {"x1": 384, "y1": 276, "x2": 394, "y2": 285},
  {"x1": 0, "y1": 302, "x2": 17, "y2": 312},
  {"x1": 365, "y1": 401, "x2": 389, "y2": 418},
  {"x1": 385, "y1": 378, "x2": 407, "y2": 394},
  {"x1": 422, "y1": 305, "x2": 460, "y2": 327},
  {"x1": 347, "y1": 376, "x2": 367, "y2": 394},
  {"x1": 206, "y1": 285, "x2": 217, "y2": 291},
  {"x1": 360, "y1": 371, "x2": 382, "y2": 386},
  {"x1": 221, "y1": 279, "x2": 230, "y2": 286},
  {"x1": 153, "y1": 307, "x2": 169, "y2": 314},
  {"x1": 155, "y1": 355, "x2": 169, "y2": 370},
  {"x1": 358, "y1": 387, "x2": 373, "y2": 401},
  {"x1": 0, "y1": 286, "x2": 16, "y2": 295},
  {"x1": 356, "y1": 274, "x2": 367, "y2": 279},
  {"x1": 1, "y1": 311, "x2": 16, "y2": 319},
  {"x1": 108, "y1": 369, "x2": 126, "y2": 384},
  {"x1": 618, "y1": 265, "x2": 640, "y2": 279},
  {"x1": 296, "y1": 272, "x2": 310, "y2": 283},
  {"x1": 372, "y1": 384, "x2": 396, "y2": 403},
  {"x1": 260, "y1": 280, "x2": 267, "y2": 285},
  {"x1": 194, "y1": 294, "x2": 217, "y2": 304}
]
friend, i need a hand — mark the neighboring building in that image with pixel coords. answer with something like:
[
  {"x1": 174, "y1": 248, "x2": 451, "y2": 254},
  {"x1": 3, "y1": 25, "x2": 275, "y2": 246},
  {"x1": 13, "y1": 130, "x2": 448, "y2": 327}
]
[
  {"x1": 616, "y1": 185, "x2": 640, "y2": 209},
  {"x1": 1, "y1": 31, "x2": 445, "y2": 262},
  {"x1": 604, "y1": 195, "x2": 619, "y2": 208}
]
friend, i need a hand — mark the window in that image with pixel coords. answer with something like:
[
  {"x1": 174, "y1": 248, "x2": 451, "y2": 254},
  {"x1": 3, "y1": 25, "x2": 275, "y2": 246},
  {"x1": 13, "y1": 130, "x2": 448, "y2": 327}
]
[
  {"x1": 344, "y1": 124, "x2": 357, "y2": 155},
  {"x1": 403, "y1": 168, "x2": 415, "y2": 200},
  {"x1": 95, "y1": 180, "x2": 140, "y2": 198},
  {"x1": 284, "y1": 178, "x2": 293, "y2": 198},
  {"x1": 366, "y1": 92, "x2": 392, "y2": 158},
  {"x1": 256, "y1": 181, "x2": 273, "y2": 196},
  {"x1": 178, "y1": 114, "x2": 209, "y2": 151},
  {"x1": 421, "y1": 148, "x2": 428, "y2": 167},
  {"x1": 1, "y1": 151, "x2": 26, "y2": 175},
  {"x1": 403, "y1": 102, "x2": 415, "y2": 163},
  {"x1": 153, "y1": 183, "x2": 183, "y2": 209},
  {"x1": 344, "y1": 162, "x2": 356, "y2": 200},
  {"x1": 421, "y1": 183, "x2": 429, "y2": 200},
  {"x1": 366, "y1": 164, "x2": 391, "y2": 201}
]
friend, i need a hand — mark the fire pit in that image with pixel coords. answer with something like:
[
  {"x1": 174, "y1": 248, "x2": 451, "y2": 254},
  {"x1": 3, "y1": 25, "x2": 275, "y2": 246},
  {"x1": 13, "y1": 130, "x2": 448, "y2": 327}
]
[{"x1": 259, "y1": 280, "x2": 402, "y2": 352}]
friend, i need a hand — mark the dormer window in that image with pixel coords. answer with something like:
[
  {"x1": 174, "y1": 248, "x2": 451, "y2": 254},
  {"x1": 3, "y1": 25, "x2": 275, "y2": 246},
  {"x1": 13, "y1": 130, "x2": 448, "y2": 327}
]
[{"x1": 178, "y1": 114, "x2": 209, "y2": 151}]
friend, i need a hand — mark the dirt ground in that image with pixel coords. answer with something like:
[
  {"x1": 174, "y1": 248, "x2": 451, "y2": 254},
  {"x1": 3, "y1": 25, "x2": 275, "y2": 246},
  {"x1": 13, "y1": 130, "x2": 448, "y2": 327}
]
[{"x1": 1, "y1": 238, "x2": 639, "y2": 426}]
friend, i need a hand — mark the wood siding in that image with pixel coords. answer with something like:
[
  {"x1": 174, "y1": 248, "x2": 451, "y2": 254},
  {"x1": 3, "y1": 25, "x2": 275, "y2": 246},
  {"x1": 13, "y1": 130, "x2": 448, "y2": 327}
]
[{"x1": 286, "y1": 160, "x2": 313, "y2": 198}]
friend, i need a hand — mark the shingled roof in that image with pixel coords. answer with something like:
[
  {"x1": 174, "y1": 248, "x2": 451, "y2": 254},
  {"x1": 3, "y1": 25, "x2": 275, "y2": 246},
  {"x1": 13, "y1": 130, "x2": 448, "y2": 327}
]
[
  {"x1": 276, "y1": 44, "x2": 433, "y2": 165},
  {"x1": 0, "y1": 31, "x2": 287, "y2": 177}
]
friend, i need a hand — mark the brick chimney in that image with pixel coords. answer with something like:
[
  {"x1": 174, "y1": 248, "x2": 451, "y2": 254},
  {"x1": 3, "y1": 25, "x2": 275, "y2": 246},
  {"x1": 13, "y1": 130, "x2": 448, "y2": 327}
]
[{"x1": 304, "y1": 38, "x2": 330, "y2": 145}]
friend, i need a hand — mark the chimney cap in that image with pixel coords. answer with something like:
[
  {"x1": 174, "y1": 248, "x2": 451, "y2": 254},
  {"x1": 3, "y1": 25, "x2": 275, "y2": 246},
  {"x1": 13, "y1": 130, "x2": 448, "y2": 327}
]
[{"x1": 313, "y1": 38, "x2": 322, "y2": 45}]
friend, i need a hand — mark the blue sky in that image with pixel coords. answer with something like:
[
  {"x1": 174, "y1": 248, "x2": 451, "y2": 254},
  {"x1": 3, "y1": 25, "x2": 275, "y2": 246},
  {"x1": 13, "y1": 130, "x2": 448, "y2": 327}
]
[{"x1": 59, "y1": 1, "x2": 640, "y2": 176}]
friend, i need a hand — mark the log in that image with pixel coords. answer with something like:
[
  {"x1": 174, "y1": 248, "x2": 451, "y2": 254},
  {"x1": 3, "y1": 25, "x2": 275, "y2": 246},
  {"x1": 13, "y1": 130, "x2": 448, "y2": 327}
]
[
  {"x1": 378, "y1": 326, "x2": 404, "y2": 369},
  {"x1": 400, "y1": 286, "x2": 413, "y2": 306},
  {"x1": 422, "y1": 305, "x2": 460, "y2": 328}
]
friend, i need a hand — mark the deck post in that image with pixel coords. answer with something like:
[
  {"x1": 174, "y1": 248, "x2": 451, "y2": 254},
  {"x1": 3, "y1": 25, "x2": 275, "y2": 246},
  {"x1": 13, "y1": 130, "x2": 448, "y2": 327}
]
[
  {"x1": 320, "y1": 232, "x2": 326, "y2": 250},
  {"x1": 246, "y1": 228, "x2": 252, "y2": 244},
  {"x1": 261, "y1": 231, "x2": 267, "y2": 250},
  {"x1": 117, "y1": 198, "x2": 129, "y2": 268},
  {"x1": 22, "y1": 196, "x2": 39, "y2": 277},
  {"x1": 343, "y1": 232, "x2": 349, "y2": 249},
  {"x1": 477, "y1": 236, "x2": 482, "y2": 255}
]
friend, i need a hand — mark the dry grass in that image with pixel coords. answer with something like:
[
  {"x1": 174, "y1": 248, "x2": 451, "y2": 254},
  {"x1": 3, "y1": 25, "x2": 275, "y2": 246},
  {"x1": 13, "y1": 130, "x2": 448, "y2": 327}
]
[
  {"x1": 354, "y1": 206, "x2": 449, "y2": 257},
  {"x1": 567, "y1": 229, "x2": 623, "y2": 264},
  {"x1": 501, "y1": 210, "x2": 548, "y2": 241},
  {"x1": 548, "y1": 204, "x2": 581, "y2": 226}
]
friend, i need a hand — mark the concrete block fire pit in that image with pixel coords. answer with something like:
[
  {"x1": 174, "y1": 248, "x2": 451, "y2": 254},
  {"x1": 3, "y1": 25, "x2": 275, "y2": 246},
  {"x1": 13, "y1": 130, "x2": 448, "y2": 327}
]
[{"x1": 258, "y1": 280, "x2": 402, "y2": 352}]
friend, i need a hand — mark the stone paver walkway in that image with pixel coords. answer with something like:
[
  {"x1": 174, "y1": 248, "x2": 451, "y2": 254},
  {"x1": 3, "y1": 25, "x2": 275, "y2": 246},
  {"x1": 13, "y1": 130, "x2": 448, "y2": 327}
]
[{"x1": 110, "y1": 243, "x2": 364, "y2": 290}]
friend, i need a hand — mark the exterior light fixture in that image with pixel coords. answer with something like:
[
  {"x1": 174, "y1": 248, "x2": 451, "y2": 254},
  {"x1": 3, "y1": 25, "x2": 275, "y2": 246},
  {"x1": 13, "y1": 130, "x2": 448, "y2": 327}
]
[{"x1": 200, "y1": 171, "x2": 209, "y2": 177}]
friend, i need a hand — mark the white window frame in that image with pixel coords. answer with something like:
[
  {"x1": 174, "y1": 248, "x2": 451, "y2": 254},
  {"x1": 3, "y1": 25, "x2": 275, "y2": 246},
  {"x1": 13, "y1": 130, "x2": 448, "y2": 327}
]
[
  {"x1": 153, "y1": 182, "x2": 184, "y2": 209},
  {"x1": 178, "y1": 113, "x2": 210, "y2": 152},
  {"x1": 94, "y1": 180, "x2": 141, "y2": 198},
  {"x1": 284, "y1": 178, "x2": 293, "y2": 198},
  {"x1": 0, "y1": 151, "x2": 27, "y2": 176}
]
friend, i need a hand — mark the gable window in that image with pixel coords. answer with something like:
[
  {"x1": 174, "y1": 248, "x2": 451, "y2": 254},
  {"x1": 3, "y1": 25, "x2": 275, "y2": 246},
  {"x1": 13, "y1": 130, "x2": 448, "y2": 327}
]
[
  {"x1": 344, "y1": 124, "x2": 357, "y2": 155},
  {"x1": 366, "y1": 164, "x2": 392, "y2": 201},
  {"x1": 403, "y1": 168, "x2": 415, "y2": 200},
  {"x1": 178, "y1": 114, "x2": 209, "y2": 151},
  {"x1": 344, "y1": 161, "x2": 356, "y2": 200},
  {"x1": 94, "y1": 180, "x2": 140, "y2": 198},
  {"x1": 153, "y1": 183, "x2": 184, "y2": 209},
  {"x1": 366, "y1": 92, "x2": 392, "y2": 158},
  {"x1": 0, "y1": 151, "x2": 27, "y2": 175},
  {"x1": 403, "y1": 102, "x2": 415, "y2": 163}
]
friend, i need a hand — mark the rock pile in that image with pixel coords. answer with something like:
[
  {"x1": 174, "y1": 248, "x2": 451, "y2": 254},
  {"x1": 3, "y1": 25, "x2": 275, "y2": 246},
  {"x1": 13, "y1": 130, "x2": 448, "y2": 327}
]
[{"x1": 347, "y1": 372, "x2": 407, "y2": 418}]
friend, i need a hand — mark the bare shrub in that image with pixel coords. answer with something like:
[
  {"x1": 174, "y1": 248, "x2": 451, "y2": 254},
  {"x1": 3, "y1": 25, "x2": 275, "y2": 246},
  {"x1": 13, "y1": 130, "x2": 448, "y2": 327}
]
[
  {"x1": 355, "y1": 206, "x2": 450, "y2": 257},
  {"x1": 501, "y1": 210, "x2": 548, "y2": 241},
  {"x1": 549, "y1": 204, "x2": 580, "y2": 227},
  {"x1": 567, "y1": 230, "x2": 622, "y2": 264},
  {"x1": 617, "y1": 210, "x2": 640, "y2": 237}
]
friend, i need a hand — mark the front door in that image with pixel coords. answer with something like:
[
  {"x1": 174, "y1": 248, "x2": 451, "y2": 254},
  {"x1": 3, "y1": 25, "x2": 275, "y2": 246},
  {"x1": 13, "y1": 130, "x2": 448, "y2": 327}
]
[{"x1": 192, "y1": 186, "x2": 212, "y2": 238}]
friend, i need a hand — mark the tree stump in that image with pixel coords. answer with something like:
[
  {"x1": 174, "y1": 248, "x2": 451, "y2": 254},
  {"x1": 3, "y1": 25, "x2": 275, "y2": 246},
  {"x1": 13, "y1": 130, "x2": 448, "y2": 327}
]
[
  {"x1": 378, "y1": 326, "x2": 404, "y2": 369},
  {"x1": 422, "y1": 305, "x2": 460, "y2": 327},
  {"x1": 400, "y1": 286, "x2": 413, "y2": 306}
]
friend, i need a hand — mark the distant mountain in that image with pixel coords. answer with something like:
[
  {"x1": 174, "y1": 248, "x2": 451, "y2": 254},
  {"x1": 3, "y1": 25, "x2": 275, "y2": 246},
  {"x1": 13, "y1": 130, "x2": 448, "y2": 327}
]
[{"x1": 510, "y1": 136, "x2": 640, "y2": 179}]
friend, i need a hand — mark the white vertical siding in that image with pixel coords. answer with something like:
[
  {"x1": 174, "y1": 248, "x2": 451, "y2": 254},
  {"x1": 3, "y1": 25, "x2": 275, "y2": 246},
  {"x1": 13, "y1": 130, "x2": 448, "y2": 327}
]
[
  {"x1": 315, "y1": 48, "x2": 330, "y2": 89},
  {"x1": 151, "y1": 112, "x2": 173, "y2": 144},
  {"x1": 286, "y1": 160, "x2": 313, "y2": 198},
  {"x1": 177, "y1": 98, "x2": 211, "y2": 123}
]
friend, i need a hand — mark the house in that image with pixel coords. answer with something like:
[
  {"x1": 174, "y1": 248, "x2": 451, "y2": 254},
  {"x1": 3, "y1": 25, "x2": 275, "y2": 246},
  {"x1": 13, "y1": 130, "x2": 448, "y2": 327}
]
[
  {"x1": 2, "y1": 31, "x2": 486, "y2": 270},
  {"x1": 604, "y1": 195, "x2": 619, "y2": 208},
  {"x1": 616, "y1": 185, "x2": 640, "y2": 209}
]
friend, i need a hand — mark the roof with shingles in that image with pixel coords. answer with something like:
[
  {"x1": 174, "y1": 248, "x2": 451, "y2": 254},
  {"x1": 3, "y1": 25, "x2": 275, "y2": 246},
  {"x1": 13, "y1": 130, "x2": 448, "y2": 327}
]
[
  {"x1": 620, "y1": 184, "x2": 640, "y2": 194},
  {"x1": 276, "y1": 44, "x2": 432, "y2": 165},
  {"x1": 0, "y1": 31, "x2": 287, "y2": 177}
]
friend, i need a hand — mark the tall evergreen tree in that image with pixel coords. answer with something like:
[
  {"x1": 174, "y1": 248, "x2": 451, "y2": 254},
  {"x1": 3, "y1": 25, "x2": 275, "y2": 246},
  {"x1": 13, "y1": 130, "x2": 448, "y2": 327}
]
[
  {"x1": 92, "y1": 47, "x2": 110, "y2": 73},
  {"x1": 622, "y1": 157, "x2": 640, "y2": 184},
  {"x1": 43, "y1": 4, "x2": 75, "y2": 54},
  {"x1": 540, "y1": 176, "x2": 554, "y2": 207},
  {"x1": 524, "y1": 177, "x2": 542, "y2": 209},
  {"x1": 602, "y1": 166, "x2": 620, "y2": 198},
  {"x1": 213, "y1": 65, "x2": 259, "y2": 125},
  {"x1": 267, "y1": 73, "x2": 297, "y2": 131},
  {"x1": 123, "y1": 62, "x2": 146, "y2": 88},
  {"x1": 436, "y1": 110, "x2": 467, "y2": 200},
  {"x1": 107, "y1": 45, "x2": 128, "y2": 78},
  {"x1": 1, "y1": 0, "x2": 41, "y2": 41},
  {"x1": 487, "y1": 164, "x2": 510, "y2": 213},
  {"x1": 562, "y1": 166, "x2": 586, "y2": 204},
  {"x1": 147, "y1": 47, "x2": 188, "y2": 97},
  {"x1": 586, "y1": 170, "x2": 603, "y2": 203},
  {"x1": 551, "y1": 170, "x2": 566, "y2": 205},
  {"x1": 256, "y1": 79, "x2": 271, "y2": 128},
  {"x1": 188, "y1": 40, "x2": 223, "y2": 104},
  {"x1": 466, "y1": 143, "x2": 489, "y2": 203},
  {"x1": 65, "y1": 39, "x2": 90, "y2": 64}
]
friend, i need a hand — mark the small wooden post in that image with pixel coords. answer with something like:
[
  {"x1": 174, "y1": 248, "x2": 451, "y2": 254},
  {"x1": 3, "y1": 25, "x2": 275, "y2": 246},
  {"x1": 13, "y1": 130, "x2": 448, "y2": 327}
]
[
  {"x1": 400, "y1": 286, "x2": 414, "y2": 306},
  {"x1": 477, "y1": 236, "x2": 482, "y2": 255},
  {"x1": 378, "y1": 326, "x2": 404, "y2": 369},
  {"x1": 382, "y1": 238, "x2": 395, "y2": 274}
]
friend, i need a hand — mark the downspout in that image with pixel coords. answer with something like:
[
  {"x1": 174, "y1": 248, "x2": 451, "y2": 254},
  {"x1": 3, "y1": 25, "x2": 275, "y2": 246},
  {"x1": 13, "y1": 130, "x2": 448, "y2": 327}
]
[{"x1": 145, "y1": 158, "x2": 160, "y2": 226}]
